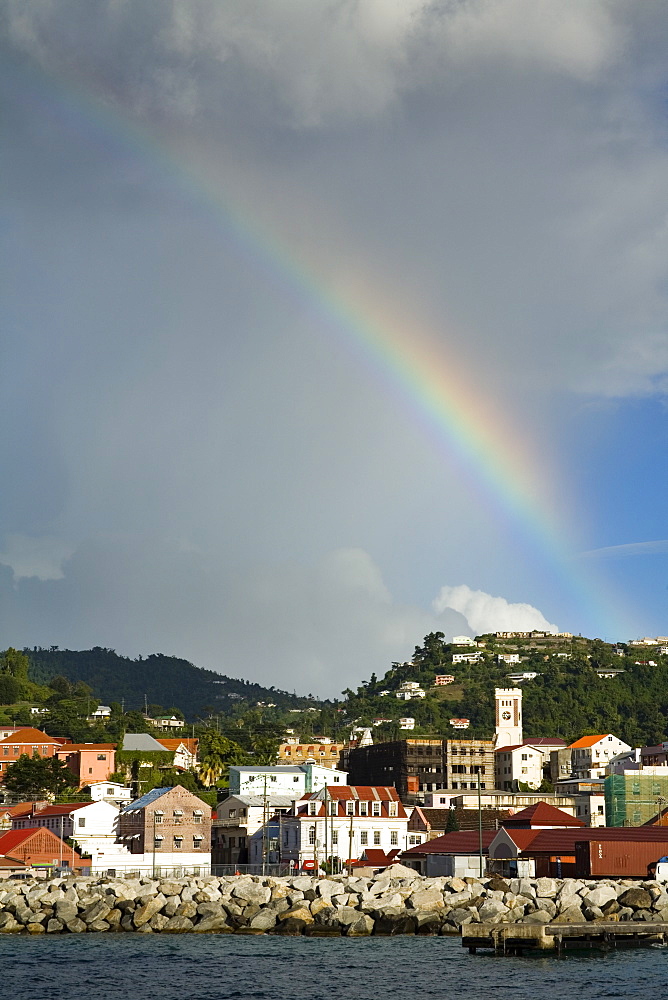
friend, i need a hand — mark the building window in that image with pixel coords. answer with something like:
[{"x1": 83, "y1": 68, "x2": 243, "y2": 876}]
[
  {"x1": 173, "y1": 836, "x2": 183, "y2": 849},
  {"x1": 388, "y1": 802, "x2": 398, "y2": 817},
  {"x1": 293, "y1": 776, "x2": 300, "y2": 782},
  {"x1": 372, "y1": 802, "x2": 381, "y2": 816},
  {"x1": 193, "y1": 836, "x2": 203, "y2": 847},
  {"x1": 359, "y1": 802, "x2": 368, "y2": 816},
  {"x1": 346, "y1": 801, "x2": 354, "y2": 815},
  {"x1": 308, "y1": 827, "x2": 316, "y2": 845},
  {"x1": 154, "y1": 835, "x2": 163, "y2": 849},
  {"x1": 390, "y1": 830, "x2": 399, "y2": 845},
  {"x1": 193, "y1": 811, "x2": 203, "y2": 823},
  {"x1": 78, "y1": 818, "x2": 85, "y2": 828},
  {"x1": 154, "y1": 811, "x2": 163, "y2": 824},
  {"x1": 360, "y1": 831, "x2": 368, "y2": 846},
  {"x1": 373, "y1": 831, "x2": 381, "y2": 846},
  {"x1": 332, "y1": 830, "x2": 338, "y2": 845},
  {"x1": 309, "y1": 801, "x2": 318, "y2": 815}
]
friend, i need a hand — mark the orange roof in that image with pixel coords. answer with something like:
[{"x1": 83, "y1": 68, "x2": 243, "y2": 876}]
[
  {"x1": 56, "y1": 743, "x2": 116, "y2": 752},
  {"x1": 504, "y1": 802, "x2": 584, "y2": 828},
  {"x1": 0, "y1": 827, "x2": 82, "y2": 857},
  {"x1": 30, "y1": 803, "x2": 90, "y2": 816},
  {"x1": 568, "y1": 734, "x2": 612, "y2": 749},
  {"x1": 0, "y1": 802, "x2": 39, "y2": 818},
  {"x1": 0, "y1": 728, "x2": 62, "y2": 745},
  {"x1": 312, "y1": 785, "x2": 401, "y2": 800},
  {"x1": 156, "y1": 738, "x2": 198, "y2": 752}
]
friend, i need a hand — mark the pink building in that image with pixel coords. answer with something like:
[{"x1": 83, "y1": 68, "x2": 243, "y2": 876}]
[
  {"x1": 434, "y1": 675, "x2": 455, "y2": 686},
  {"x1": 55, "y1": 743, "x2": 116, "y2": 786}
]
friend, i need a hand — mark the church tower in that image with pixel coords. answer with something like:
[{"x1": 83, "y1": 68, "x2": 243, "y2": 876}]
[{"x1": 495, "y1": 687, "x2": 523, "y2": 748}]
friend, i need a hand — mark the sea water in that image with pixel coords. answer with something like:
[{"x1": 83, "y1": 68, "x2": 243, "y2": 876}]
[{"x1": 0, "y1": 934, "x2": 666, "y2": 1000}]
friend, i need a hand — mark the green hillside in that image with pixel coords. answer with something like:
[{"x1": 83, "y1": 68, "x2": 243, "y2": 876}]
[
  {"x1": 331, "y1": 632, "x2": 668, "y2": 747},
  {"x1": 25, "y1": 646, "x2": 319, "y2": 722}
]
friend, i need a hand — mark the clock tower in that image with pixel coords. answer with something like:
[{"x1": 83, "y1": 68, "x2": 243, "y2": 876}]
[{"x1": 495, "y1": 687, "x2": 523, "y2": 749}]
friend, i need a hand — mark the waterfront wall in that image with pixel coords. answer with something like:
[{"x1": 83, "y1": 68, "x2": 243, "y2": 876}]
[{"x1": 1, "y1": 867, "x2": 668, "y2": 935}]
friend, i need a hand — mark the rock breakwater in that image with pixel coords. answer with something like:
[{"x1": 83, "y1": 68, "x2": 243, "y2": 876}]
[{"x1": 1, "y1": 867, "x2": 667, "y2": 935}]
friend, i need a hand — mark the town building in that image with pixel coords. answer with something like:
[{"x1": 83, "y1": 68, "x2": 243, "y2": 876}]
[
  {"x1": 81, "y1": 781, "x2": 133, "y2": 807},
  {"x1": 0, "y1": 728, "x2": 64, "y2": 778},
  {"x1": 452, "y1": 652, "x2": 483, "y2": 665},
  {"x1": 494, "y1": 687, "x2": 523, "y2": 749},
  {"x1": 0, "y1": 827, "x2": 83, "y2": 871},
  {"x1": 155, "y1": 738, "x2": 199, "y2": 771},
  {"x1": 268, "y1": 785, "x2": 411, "y2": 871},
  {"x1": 449, "y1": 719, "x2": 470, "y2": 730},
  {"x1": 569, "y1": 734, "x2": 632, "y2": 779},
  {"x1": 495, "y1": 743, "x2": 544, "y2": 791},
  {"x1": 144, "y1": 715, "x2": 185, "y2": 730},
  {"x1": 0, "y1": 801, "x2": 47, "y2": 830},
  {"x1": 605, "y1": 771, "x2": 668, "y2": 827},
  {"x1": 277, "y1": 740, "x2": 344, "y2": 769},
  {"x1": 117, "y1": 785, "x2": 211, "y2": 874},
  {"x1": 398, "y1": 718, "x2": 415, "y2": 730},
  {"x1": 347, "y1": 737, "x2": 495, "y2": 804},
  {"x1": 212, "y1": 793, "x2": 294, "y2": 867},
  {"x1": 395, "y1": 681, "x2": 426, "y2": 700},
  {"x1": 54, "y1": 742, "x2": 116, "y2": 785},
  {"x1": 400, "y1": 829, "x2": 497, "y2": 878},
  {"x1": 434, "y1": 675, "x2": 455, "y2": 686},
  {"x1": 554, "y1": 778, "x2": 606, "y2": 827},
  {"x1": 12, "y1": 800, "x2": 122, "y2": 868},
  {"x1": 228, "y1": 763, "x2": 347, "y2": 798}
]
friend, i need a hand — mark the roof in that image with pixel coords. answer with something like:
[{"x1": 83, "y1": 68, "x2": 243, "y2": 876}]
[
  {"x1": 522, "y1": 738, "x2": 567, "y2": 747},
  {"x1": 56, "y1": 743, "x2": 116, "y2": 752},
  {"x1": 494, "y1": 829, "x2": 542, "y2": 850},
  {"x1": 121, "y1": 787, "x2": 172, "y2": 812},
  {"x1": 402, "y1": 830, "x2": 497, "y2": 855},
  {"x1": 504, "y1": 802, "x2": 585, "y2": 828},
  {"x1": 357, "y1": 849, "x2": 400, "y2": 866},
  {"x1": 0, "y1": 802, "x2": 41, "y2": 818},
  {"x1": 232, "y1": 766, "x2": 304, "y2": 774},
  {"x1": 121, "y1": 733, "x2": 166, "y2": 752},
  {"x1": 310, "y1": 786, "x2": 400, "y2": 800},
  {"x1": 0, "y1": 827, "x2": 67, "y2": 852},
  {"x1": 29, "y1": 803, "x2": 91, "y2": 817},
  {"x1": 0, "y1": 728, "x2": 61, "y2": 745},
  {"x1": 495, "y1": 744, "x2": 523, "y2": 753},
  {"x1": 493, "y1": 826, "x2": 668, "y2": 856},
  {"x1": 568, "y1": 734, "x2": 613, "y2": 748},
  {"x1": 156, "y1": 738, "x2": 198, "y2": 753},
  {"x1": 220, "y1": 795, "x2": 295, "y2": 808}
]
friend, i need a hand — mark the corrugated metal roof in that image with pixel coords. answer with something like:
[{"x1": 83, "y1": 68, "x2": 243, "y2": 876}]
[
  {"x1": 121, "y1": 787, "x2": 171, "y2": 813},
  {"x1": 504, "y1": 802, "x2": 584, "y2": 828},
  {"x1": 402, "y1": 830, "x2": 496, "y2": 855},
  {"x1": 121, "y1": 733, "x2": 167, "y2": 752}
]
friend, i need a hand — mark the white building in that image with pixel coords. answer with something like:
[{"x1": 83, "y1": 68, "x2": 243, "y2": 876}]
[
  {"x1": 495, "y1": 743, "x2": 544, "y2": 791},
  {"x1": 81, "y1": 781, "x2": 133, "y2": 807},
  {"x1": 264, "y1": 785, "x2": 410, "y2": 871},
  {"x1": 395, "y1": 681, "x2": 426, "y2": 700},
  {"x1": 569, "y1": 733, "x2": 632, "y2": 779},
  {"x1": 495, "y1": 687, "x2": 523, "y2": 749},
  {"x1": 496, "y1": 654, "x2": 521, "y2": 665},
  {"x1": 554, "y1": 778, "x2": 606, "y2": 827},
  {"x1": 452, "y1": 652, "x2": 483, "y2": 665},
  {"x1": 12, "y1": 799, "x2": 129, "y2": 869},
  {"x1": 228, "y1": 763, "x2": 347, "y2": 797},
  {"x1": 399, "y1": 718, "x2": 415, "y2": 730},
  {"x1": 212, "y1": 793, "x2": 294, "y2": 867},
  {"x1": 452, "y1": 636, "x2": 476, "y2": 646}
]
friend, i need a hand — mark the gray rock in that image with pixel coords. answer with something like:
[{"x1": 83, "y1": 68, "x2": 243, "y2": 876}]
[
  {"x1": 54, "y1": 900, "x2": 79, "y2": 923},
  {"x1": 583, "y1": 885, "x2": 617, "y2": 909},
  {"x1": 88, "y1": 920, "x2": 110, "y2": 932},
  {"x1": 81, "y1": 900, "x2": 112, "y2": 925},
  {"x1": 249, "y1": 909, "x2": 278, "y2": 931},
  {"x1": 133, "y1": 894, "x2": 167, "y2": 927},
  {"x1": 163, "y1": 916, "x2": 195, "y2": 933},
  {"x1": 619, "y1": 887, "x2": 653, "y2": 910},
  {"x1": 478, "y1": 899, "x2": 509, "y2": 922},
  {"x1": 66, "y1": 918, "x2": 88, "y2": 933},
  {"x1": 346, "y1": 913, "x2": 374, "y2": 936},
  {"x1": 46, "y1": 918, "x2": 64, "y2": 934},
  {"x1": 552, "y1": 904, "x2": 584, "y2": 923},
  {"x1": 523, "y1": 909, "x2": 552, "y2": 924}
]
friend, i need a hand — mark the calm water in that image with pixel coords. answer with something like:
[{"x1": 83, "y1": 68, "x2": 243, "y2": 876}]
[{"x1": 0, "y1": 934, "x2": 666, "y2": 1000}]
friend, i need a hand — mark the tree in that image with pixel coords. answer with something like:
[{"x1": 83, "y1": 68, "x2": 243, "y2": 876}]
[
  {"x1": 197, "y1": 730, "x2": 247, "y2": 787},
  {"x1": 3, "y1": 754, "x2": 77, "y2": 799},
  {"x1": 446, "y1": 807, "x2": 460, "y2": 833}
]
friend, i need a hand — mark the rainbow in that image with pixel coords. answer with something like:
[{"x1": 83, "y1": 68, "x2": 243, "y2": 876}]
[{"x1": 10, "y1": 54, "x2": 638, "y2": 639}]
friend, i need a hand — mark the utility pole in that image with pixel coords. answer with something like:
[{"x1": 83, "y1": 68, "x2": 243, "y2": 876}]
[
  {"x1": 323, "y1": 785, "x2": 328, "y2": 875},
  {"x1": 330, "y1": 790, "x2": 336, "y2": 874},
  {"x1": 262, "y1": 775, "x2": 268, "y2": 876},
  {"x1": 477, "y1": 770, "x2": 483, "y2": 878}
]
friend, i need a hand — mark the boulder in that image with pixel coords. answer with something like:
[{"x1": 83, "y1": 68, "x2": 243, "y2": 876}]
[
  {"x1": 66, "y1": 918, "x2": 88, "y2": 933},
  {"x1": 346, "y1": 914, "x2": 374, "y2": 936},
  {"x1": 249, "y1": 910, "x2": 278, "y2": 931},
  {"x1": 163, "y1": 916, "x2": 195, "y2": 933},
  {"x1": 133, "y1": 894, "x2": 167, "y2": 927},
  {"x1": 583, "y1": 885, "x2": 618, "y2": 909},
  {"x1": 618, "y1": 888, "x2": 653, "y2": 910},
  {"x1": 552, "y1": 905, "x2": 584, "y2": 923}
]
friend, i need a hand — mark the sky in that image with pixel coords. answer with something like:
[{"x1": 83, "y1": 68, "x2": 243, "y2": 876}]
[{"x1": 2, "y1": 1, "x2": 668, "y2": 697}]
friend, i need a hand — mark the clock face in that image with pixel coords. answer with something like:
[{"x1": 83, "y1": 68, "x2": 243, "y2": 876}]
[{"x1": 501, "y1": 711, "x2": 511, "y2": 721}]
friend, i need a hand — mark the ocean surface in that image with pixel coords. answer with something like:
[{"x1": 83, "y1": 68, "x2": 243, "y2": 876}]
[{"x1": 0, "y1": 934, "x2": 666, "y2": 1000}]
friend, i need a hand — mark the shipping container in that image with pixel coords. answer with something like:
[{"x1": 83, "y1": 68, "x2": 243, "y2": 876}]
[{"x1": 576, "y1": 838, "x2": 668, "y2": 878}]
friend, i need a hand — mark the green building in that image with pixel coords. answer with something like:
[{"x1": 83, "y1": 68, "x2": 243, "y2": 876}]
[{"x1": 605, "y1": 773, "x2": 668, "y2": 827}]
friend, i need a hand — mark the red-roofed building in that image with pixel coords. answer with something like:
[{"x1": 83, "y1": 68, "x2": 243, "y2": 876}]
[
  {"x1": 54, "y1": 743, "x2": 116, "y2": 786},
  {"x1": 400, "y1": 829, "x2": 497, "y2": 877},
  {"x1": 0, "y1": 729, "x2": 64, "y2": 780},
  {"x1": 0, "y1": 801, "x2": 48, "y2": 830},
  {"x1": 257, "y1": 785, "x2": 413, "y2": 872},
  {"x1": 503, "y1": 802, "x2": 585, "y2": 829},
  {"x1": 155, "y1": 738, "x2": 198, "y2": 771},
  {"x1": 0, "y1": 827, "x2": 82, "y2": 870}
]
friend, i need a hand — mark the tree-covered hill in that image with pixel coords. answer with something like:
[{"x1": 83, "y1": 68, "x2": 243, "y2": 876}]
[
  {"x1": 332, "y1": 632, "x2": 668, "y2": 747},
  {"x1": 25, "y1": 647, "x2": 319, "y2": 721}
]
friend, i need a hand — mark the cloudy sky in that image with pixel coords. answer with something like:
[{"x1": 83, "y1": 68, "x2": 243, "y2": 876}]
[{"x1": 2, "y1": 1, "x2": 668, "y2": 696}]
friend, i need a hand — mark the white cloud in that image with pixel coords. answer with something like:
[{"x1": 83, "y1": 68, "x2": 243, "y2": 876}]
[
  {"x1": 0, "y1": 534, "x2": 74, "y2": 581},
  {"x1": 432, "y1": 584, "x2": 558, "y2": 635}
]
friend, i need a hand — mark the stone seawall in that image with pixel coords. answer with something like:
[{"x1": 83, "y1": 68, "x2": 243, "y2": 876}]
[{"x1": 1, "y1": 868, "x2": 667, "y2": 935}]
